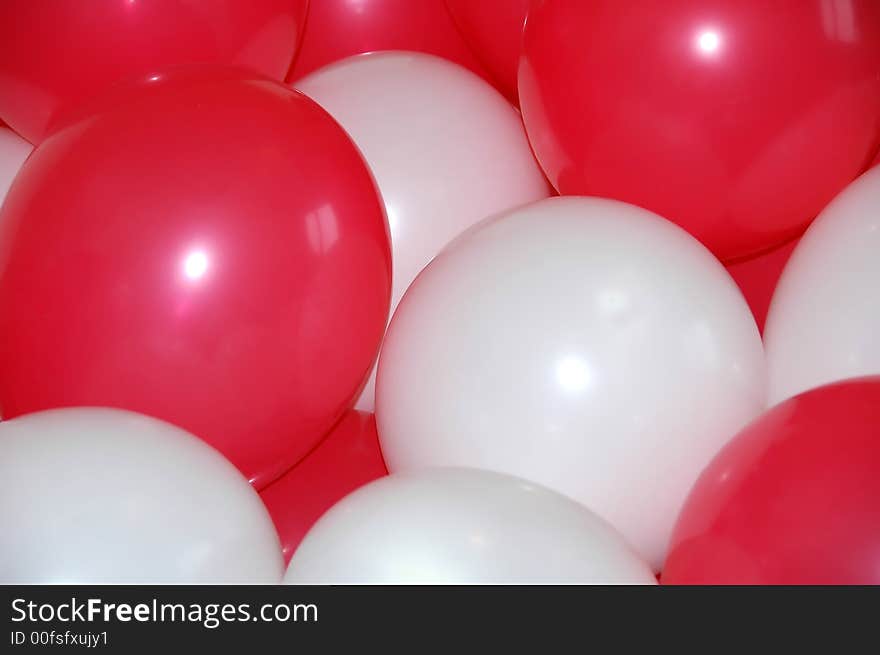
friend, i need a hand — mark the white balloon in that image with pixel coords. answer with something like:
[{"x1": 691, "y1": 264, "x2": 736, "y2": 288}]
[
  {"x1": 0, "y1": 408, "x2": 283, "y2": 583},
  {"x1": 376, "y1": 197, "x2": 765, "y2": 570},
  {"x1": 0, "y1": 127, "x2": 31, "y2": 210},
  {"x1": 284, "y1": 467, "x2": 655, "y2": 584},
  {"x1": 765, "y1": 166, "x2": 880, "y2": 405},
  {"x1": 0, "y1": 128, "x2": 33, "y2": 426},
  {"x1": 295, "y1": 51, "x2": 550, "y2": 411}
]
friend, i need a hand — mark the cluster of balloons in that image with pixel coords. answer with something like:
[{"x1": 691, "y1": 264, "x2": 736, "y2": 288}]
[{"x1": 0, "y1": 0, "x2": 879, "y2": 585}]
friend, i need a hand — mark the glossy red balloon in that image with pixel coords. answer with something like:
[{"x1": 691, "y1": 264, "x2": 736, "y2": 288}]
[
  {"x1": 260, "y1": 410, "x2": 387, "y2": 563},
  {"x1": 0, "y1": 0, "x2": 309, "y2": 144},
  {"x1": 287, "y1": 0, "x2": 485, "y2": 82},
  {"x1": 664, "y1": 377, "x2": 880, "y2": 584},
  {"x1": 444, "y1": 0, "x2": 529, "y2": 104},
  {"x1": 520, "y1": 0, "x2": 880, "y2": 261},
  {"x1": 0, "y1": 68, "x2": 391, "y2": 489},
  {"x1": 725, "y1": 237, "x2": 799, "y2": 333}
]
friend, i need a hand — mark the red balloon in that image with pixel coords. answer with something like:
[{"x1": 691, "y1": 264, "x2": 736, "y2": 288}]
[
  {"x1": 520, "y1": 0, "x2": 880, "y2": 261},
  {"x1": 444, "y1": 0, "x2": 529, "y2": 104},
  {"x1": 0, "y1": 0, "x2": 308, "y2": 144},
  {"x1": 287, "y1": 0, "x2": 485, "y2": 82},
  {"x1": 261, "y1": 410, "x2": 387, "y2": 563},
  {"x1": 725, "y1": 237, "x2": 799, "y2": 333},
  {"x1": 664, "y1": 377, "x2": 880, "y2": 584},
  {"x1": 0, "y1": 68, "x2": 391, "y2": 489}
]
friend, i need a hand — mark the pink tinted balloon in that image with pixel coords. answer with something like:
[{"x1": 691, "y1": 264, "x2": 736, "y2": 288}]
[
  {"x1": 287, "y1": 0, "x2": 486, "y2": 82},
  {"x1": 260, "y1": 411, "x2": 387, "y2": 563},
  {"x1": 444, "y1": 0, "x2": 529, "y2": 104},
  {"x1": 725, "y1": 237, "x2": 799, "y2": 333},
  {"x1": 0, "y1": 68, "x2": 391, "y2": 489},
  {"x1": 0, "y1": 0, "x2": 308, "y2": 144}
]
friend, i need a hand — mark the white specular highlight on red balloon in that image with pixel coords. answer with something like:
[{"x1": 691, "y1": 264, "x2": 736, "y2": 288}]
[
  {"x1": 183, "y1": 250, "x2": 209, "y2": 280},
  {"x1": 696, "y1": 29, "x2": 721, "y2": 55}
]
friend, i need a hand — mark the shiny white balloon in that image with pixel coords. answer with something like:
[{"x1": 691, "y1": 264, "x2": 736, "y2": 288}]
[
  {"x1": 284, "y1": 467, "x2": 655, "y2": 584},
  {"x1": 295, "y1": 51, "x2": 550, "y2": 411},
  {"x1": 0, "y1": 408, "x2": 283, "y2": 583},
  {"x1": 0, "y1": 127, "x2": 31, "y2": 210},
  {"x1": 765, "y1": 166, "x2": 880, "y2": 404},
  {"x1": 376, "y1": 197, "x2": 766, "y2": 570}
]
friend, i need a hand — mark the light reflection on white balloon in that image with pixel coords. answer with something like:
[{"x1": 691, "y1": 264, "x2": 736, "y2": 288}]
[
  {"x1": 376, "y1": 196, "x2": 766, "y2": 570},
  {"x1": 555, "y1": 355, "x2": 593, "y2": 393}
]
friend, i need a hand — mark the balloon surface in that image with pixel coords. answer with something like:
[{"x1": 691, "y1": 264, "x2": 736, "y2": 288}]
[
  {"x1": 725, "y1": 237, "x2": 798, "y2": 333},
  {"x1": 0, "y1": 408, "x2": 283, "y2": 583},
  {"x1": 376, "y1": 197, "x2": 765, "y2": 569},
  {"x1": 0, "y1": 127, "x2": 31, "y2": 208},
  {"x1": 0, "y1": 68, "x2": 391, "y2": 489},
  {"x1": 664, "y1": 377, "x2": 880, "y2": 585},
  {"x1": 0, "y1": 0, "x2": 308, "y2": 144},
  {"x1": 520, "y1": 0, "x2": 880, "y2": 261},
  {"x1": 444, "y1": 0, "x2": 529, "y2": 104},
  {"x1": 288, "y1": 0, "x2": 484, "y2": 82},
  {"x1": 764, "y1": 166, "x2": 880, "y2": 404},
  {"x1": 297, "y1": 51, "x2": 550, "y2": 410},
  {"x1": 284, "y1": 467, "x2": 656, "y2": 584},
  {"x1": 261, "y1": 410, "x2": 387, "y2": 563}
]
